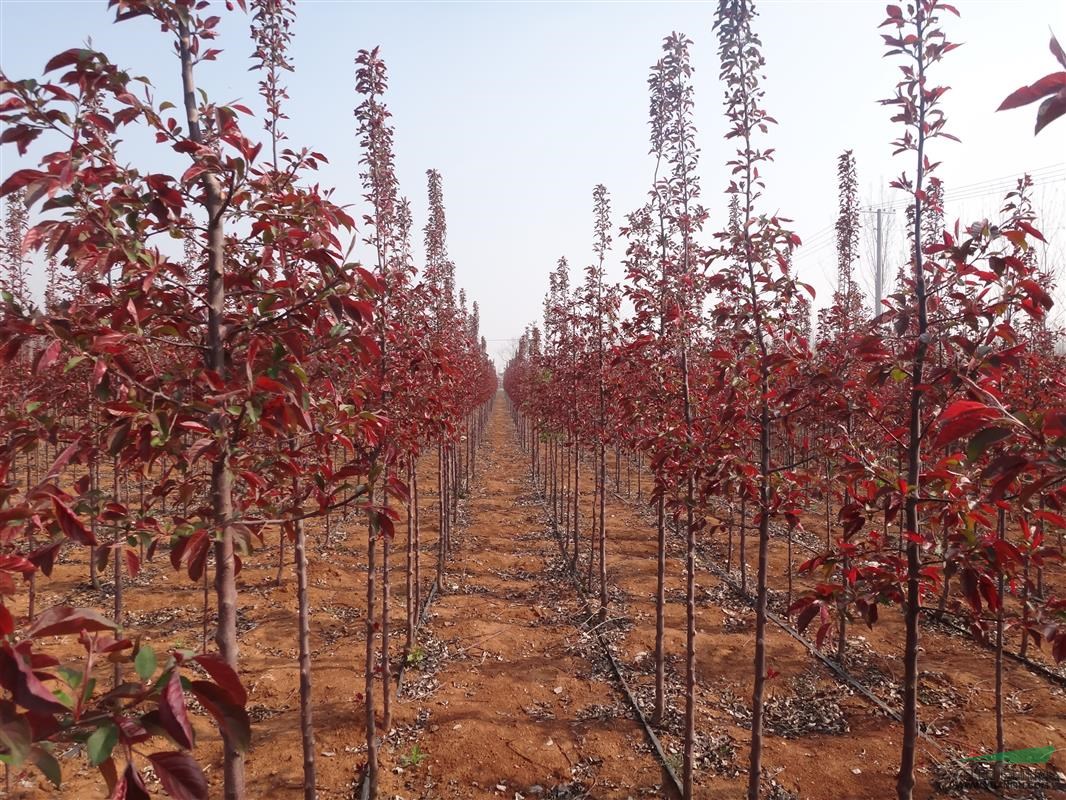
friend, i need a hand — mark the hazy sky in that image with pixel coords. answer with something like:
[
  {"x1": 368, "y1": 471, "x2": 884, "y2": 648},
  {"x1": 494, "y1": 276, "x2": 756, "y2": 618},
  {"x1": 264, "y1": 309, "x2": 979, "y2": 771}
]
[{"x1": 2, "y1": 0, "x2": 1064, "y2": 367}]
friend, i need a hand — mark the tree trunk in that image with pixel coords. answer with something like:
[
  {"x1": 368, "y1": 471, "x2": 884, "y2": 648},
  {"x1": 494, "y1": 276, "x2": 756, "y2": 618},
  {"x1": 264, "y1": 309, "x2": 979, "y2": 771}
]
[
  {"x1": 993, "y1": 508, "x2": 1006, "y2": 788},
  {"x1": 294, "y1": 509, "x2": 316, "y2": 799},
  {"x1": 365, "y1": 498, "x2": 379, "y2": 796},
  {"x1": 740, "y1": 493, "x2": 747, "y2": 592},
  {"x1": 598, "y1": 439, "x2": 608, "y2": 619},
  {"x1": 653, "y1": 494, "x2": 666, "y2": 726},
  {"x1": 683, "y1": 476, "x2": 697, "y2": 800},
  {"x1": 746, "y1": 392, "x2": 772, "y2": 800},
  {"x1": 406, "y1": 460, "x2": 415, "y2": 655},
  {"x1": 275, "y1": 524, "x2": 286, "y2": 586},
  {"x1": 413, "y1": 465, "x2": 421, "y2": 627},
  {"x1": 381, "y1": 475, "x2": 392, "y2": 733},
  {"x1": 112, "y1": 463, "x2": 123, "y2": 688},
  {"x1": 571, "y1": 442, "x2": 580, "y2": 575},
  {"x1": 179, "y1": 19, "x2": 244, "y2": 798},
  {"x1": 89, "y1": 456, "x2": 100, "y2": 590},
  {"x1": 437, "y1": 442, "x2": 445, "y2": 582}
]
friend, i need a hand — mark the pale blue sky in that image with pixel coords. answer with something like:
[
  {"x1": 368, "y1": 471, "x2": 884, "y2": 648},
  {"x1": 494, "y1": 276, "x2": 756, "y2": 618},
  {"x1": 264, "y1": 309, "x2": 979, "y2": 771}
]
[{"x1": 2, "y1": 0, "x2": 1064, "y2": 366}]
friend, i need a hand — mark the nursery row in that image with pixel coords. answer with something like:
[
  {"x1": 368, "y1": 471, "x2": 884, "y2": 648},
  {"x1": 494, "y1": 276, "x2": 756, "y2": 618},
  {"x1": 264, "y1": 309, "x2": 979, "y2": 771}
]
[
  {"x1": 504, "y1": 2, "x2": 1065, "y2": 800},
  {"x1": 1, "y1": 1, "x2": 494, "y2": 799}
]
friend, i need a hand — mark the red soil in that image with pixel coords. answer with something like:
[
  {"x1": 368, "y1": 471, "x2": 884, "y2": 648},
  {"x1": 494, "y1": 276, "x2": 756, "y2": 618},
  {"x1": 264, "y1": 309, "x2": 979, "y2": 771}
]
[{"x1": 6, "y1": 399, "x2": 1065, "y2": 799}]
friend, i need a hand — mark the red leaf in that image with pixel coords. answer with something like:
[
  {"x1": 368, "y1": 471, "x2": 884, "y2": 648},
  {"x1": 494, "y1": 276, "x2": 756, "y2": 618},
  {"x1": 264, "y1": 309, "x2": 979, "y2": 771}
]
[
  {"x1": 112, "y1": 763, "x2": 150, "y2": 800},
  {"x1": 1051, "y1": 32, "x2": 1066, "y2": 70},
  {"x1": 0, "y1": 604, "x2": 12, "y2": 636},
  {"x1": 960, "y1": 568, "x2": 981, "y2": 613},
  {"x1": 0, "y1": 169, "x2": 46, "y2": 197},
  {"x1": 27, "y1": 606, "x2": 117, "y2": 638},
  {"x1": 0, "y1": 641, "x2": 67, "y2": 713},
  {"x1": 0, "y1": 554, "x2": 36, "y2": 574},
  {"x1": 979, "y1": 577, "x2": 1000, "y2": 612},
  {"x1": 188, "y1": 680, "x2": 251, "y2": 752},
  {"x1": 185, "y1": 531, "x2": 209, "y2": 582},
  {"x1": 169, "y1": 535, "x2": 189, "y2": 573},
  {"x1": 180, "y1": 164, "x2": 208, "y2": 185},
  {"x1": 42, "y1": 438, "x2": 83, "y2": 485},
  {"x1": 33, "y1": 339, "x2": 62, "y2": 376},
  {"x1": 815, "y1": 621, "x2": 832, "y2": 650},
  {"x1": 193, "y1": 654, "x2": 247, "y2": 706},
  {"x1": 1035, "y1": 89, "x2": 1066, "y2": 134},
  {"x1": 796, "y1": 603, "x2": 819, "y2": 634},
  {"x1": 99, "y1": 757, "x2": 118, "y2": 796},
  {"x1": 1053, "y1": 632, "x2": 1066, "y2": 664},
  {"x1": 124, "y1": 549, "x2": 140, "y2": 579},
  {"x1": 92, "y1": 359, "x2": 108, "y2": 388},
  {"x1": 253, "y1": 376, "x2": 287, "y2": 394},
  {"x1": 1016, "y1": 220, "x2": 1046, "y2": 242},
  {"x1": 157, "y1": 671, "x2": 195, "y2": 750},
  {"x1": 51, "y1": 496, "x2": 96, "y2": 545},
  {"x1": 148, "y1": 752, "x2": 208, "y2": 800},
  {"x1": 27, "y1": 541, "x2": 62, "y2": 577},
  {"x1": 43, "y1": 48, "x2": 89, "y2": 73},
  {"x1": 942, "y1": 400, "x2": 992, "y2": 421},
  {"x1": 997, "y1": 72, "x2": 1066, "y2": 110},
  {"x1": 1034, "y1": 510, "x2": 1066, "y2": 529}
]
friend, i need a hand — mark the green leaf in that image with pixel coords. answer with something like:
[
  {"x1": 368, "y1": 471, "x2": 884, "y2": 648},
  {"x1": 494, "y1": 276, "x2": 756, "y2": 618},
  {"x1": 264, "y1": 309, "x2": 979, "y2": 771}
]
[
  {"x1": 966, "y1": 427, "x2": 1012, "y2": 461},
  {"x1": 56, "y1": 666, "x2": 83, "y2": 689},
  {"x1": 0, "y1": 715, "x2": 31, "y2": 767},
  {"x1": 33, "y1": 746, "x2": 62, "y2": 788},
  {"x1": 135, "y1": 645, "x2": 157, "y2": 681},
  {"x1": 81, "y1": 676, "x2": 97, "y2": 709},
  {"x1": 86, "y1": 722, "x2": 118, "y2": 766},
  {"x1": 64, "y1": 355, "x2": 87, "y2": 373}
]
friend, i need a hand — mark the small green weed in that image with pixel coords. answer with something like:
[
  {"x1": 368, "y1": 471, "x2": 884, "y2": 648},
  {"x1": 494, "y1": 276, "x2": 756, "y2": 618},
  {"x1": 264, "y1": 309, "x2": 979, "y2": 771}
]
[{"x1": 400, "y1": 744, "x2": 427, "y2": 768}]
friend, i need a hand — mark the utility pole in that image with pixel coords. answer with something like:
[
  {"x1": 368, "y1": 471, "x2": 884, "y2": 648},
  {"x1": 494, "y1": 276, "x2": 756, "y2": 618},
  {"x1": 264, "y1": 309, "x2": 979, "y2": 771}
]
[
  {"x1": 861, "y1": 205, "x2": 890, "y2": 315},
  {"x1": 875, "y1": 207, "x2": 883, "y2": 312}
]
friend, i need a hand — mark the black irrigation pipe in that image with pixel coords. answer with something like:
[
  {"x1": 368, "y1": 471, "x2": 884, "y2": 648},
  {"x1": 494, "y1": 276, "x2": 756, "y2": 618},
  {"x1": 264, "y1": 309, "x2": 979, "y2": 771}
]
[
  {"x1": 520, "y1": 444, "x2": 684, "y2": 798},
  {"x1": 539, "y1": 511, "x2": 684, "y2": 799},
  {"x1": 686, "y1": 538, "x2": 999, "y2": 790},
  {"x1": 531, "y1": 435, "x2": 1066, "y2": 794},
  {"x1": 930, "y1": 610, "x2": 1066, "y2": 689},
  {"x1": 614, "y1": 481, "x2": 1066, "y2": 693},
  {"x1": 717, "y1": 498, "x2": 1066, "y2": 692},
  {"x1": 600, "y1": 483, "x2": 989, "y2": 789},
  {"x1": 533, "y1": 442, "x2": 975, "y2": 791}
]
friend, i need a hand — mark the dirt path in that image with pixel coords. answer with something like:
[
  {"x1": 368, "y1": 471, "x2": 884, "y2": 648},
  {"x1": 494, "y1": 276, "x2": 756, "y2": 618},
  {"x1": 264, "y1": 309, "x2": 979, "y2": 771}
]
[{"x1": 379, "y1": 400, "x2": 668, "y2": 799}]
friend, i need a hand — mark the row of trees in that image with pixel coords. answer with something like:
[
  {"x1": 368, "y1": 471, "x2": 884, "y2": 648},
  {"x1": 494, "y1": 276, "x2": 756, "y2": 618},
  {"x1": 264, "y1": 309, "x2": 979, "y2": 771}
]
[
  {"x1": 0, "y1": 1, "x2": 495, "y2": 799},
  {"x1": 504, "y1": 2, "x2": 1065, "y2": 799}
]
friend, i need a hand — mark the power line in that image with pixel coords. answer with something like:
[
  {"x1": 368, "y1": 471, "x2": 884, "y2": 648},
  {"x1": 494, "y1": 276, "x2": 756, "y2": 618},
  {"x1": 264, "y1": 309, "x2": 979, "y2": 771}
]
[
  {"x1": 862, "y1": 168, "x2": 1065, "y2": 212},
  {"x1": 799, "y1": 171, "x2": 1066, "y2": 266}
]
